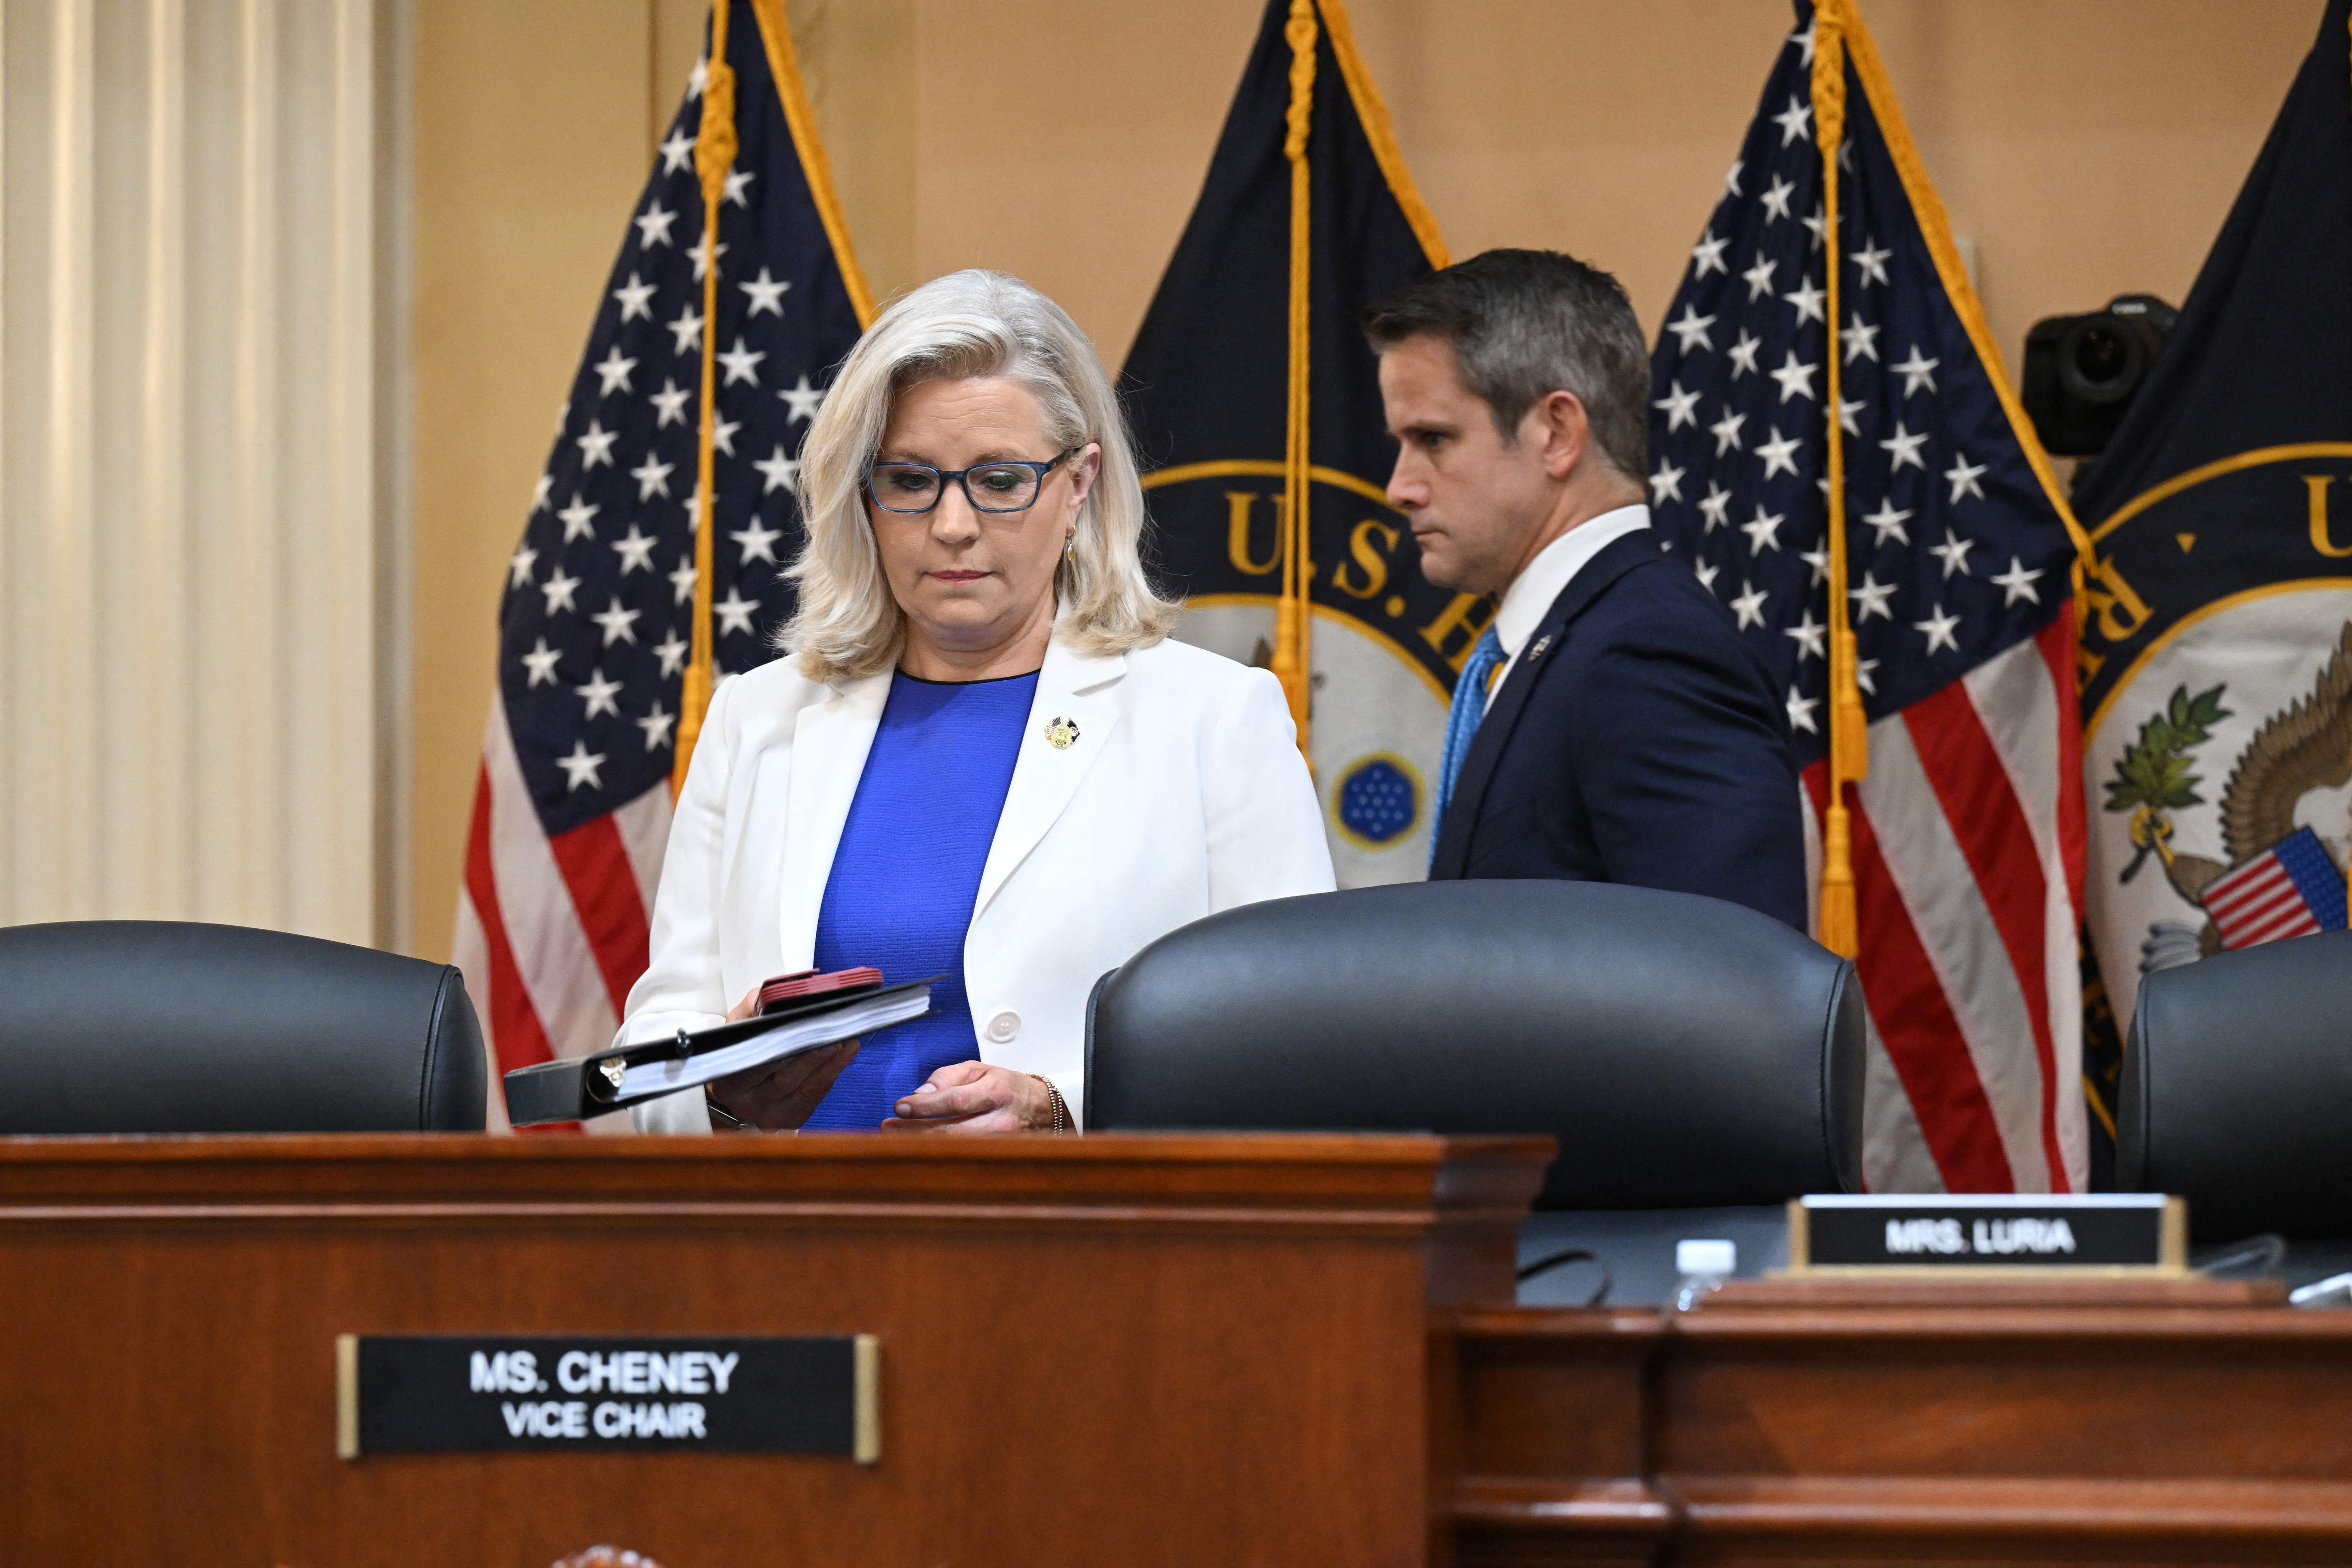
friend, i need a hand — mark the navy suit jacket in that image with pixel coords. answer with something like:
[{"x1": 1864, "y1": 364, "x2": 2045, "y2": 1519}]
[{"x1": 1427, "y1": 530, "x2": 1809, "y2": 930}]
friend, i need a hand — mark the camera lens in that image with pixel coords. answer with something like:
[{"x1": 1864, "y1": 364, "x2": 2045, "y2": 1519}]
[
  {"x1": 2074, "y1": 328, "x2": 2129, "y2": 387},
  {"x1": 2019, "y1": 295, "x2": 2176, "y2": 458},
  {"x1": 2060, "y1": 320, "x2": 2147, "y2": 405}
]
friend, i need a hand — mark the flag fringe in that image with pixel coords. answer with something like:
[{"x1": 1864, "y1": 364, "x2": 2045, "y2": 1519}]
[
  {"x1": 1315, "y1": 0, "x2": 1449, "y2": 270},
  {"x1": 746, "y1": 0, "x2": 877, "y2": 328},
  {"x1": 1838, "y1": 1, "x2": 2094, "y2": 584}
]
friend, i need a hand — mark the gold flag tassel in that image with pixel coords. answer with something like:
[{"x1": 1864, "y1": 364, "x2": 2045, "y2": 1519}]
[
  {"x1": 1270, "y1": 0, "x2": 1318, "y2": 752},
  {"x1": 1817, "y1": 0, "x2": 2108, "y2": 953},
  {"x1": 1813, "y1": 3, "x2": 1867, "y2": 959},
  {"x1": 671, "y1": 2, "x2": 741, "y2": 797}
]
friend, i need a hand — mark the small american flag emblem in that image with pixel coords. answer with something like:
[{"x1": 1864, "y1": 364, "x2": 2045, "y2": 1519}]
[{"x1": 2199, "y1": 827, "x2": 2350, "y2": 950}]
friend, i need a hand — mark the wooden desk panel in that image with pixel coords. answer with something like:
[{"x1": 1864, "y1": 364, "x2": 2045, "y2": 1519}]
[
  {"x1": 0, "y1": 1133, "x2": 1548, "y2": 1568},
  {"x1": 23, "y1": 1136, "x2": 2352, "y2": 1567},
  {"x1": 1444, "y1": 1280, "x2": 2352, "y2": 1568}
]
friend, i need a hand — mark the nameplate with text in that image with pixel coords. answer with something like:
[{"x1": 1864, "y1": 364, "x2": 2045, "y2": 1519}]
[
  {"x1": 335, "y1": 1335, "x2": 878, "y2": 1461},
  {"x1": 1787, "y1": 1194, "x2": 2186, "y2": 1274}
]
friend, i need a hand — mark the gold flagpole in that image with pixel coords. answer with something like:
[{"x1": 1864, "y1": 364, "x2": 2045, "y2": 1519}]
[
  {"x1": 671, "y1": 0, "x2": 740, "y2": 796},
  {"x1": 1813, "y1": 1, "x2": 1865, "y2": 959},
  {"x1": 1272, "y1": 0, "x2": 1318, "y2": 752}
]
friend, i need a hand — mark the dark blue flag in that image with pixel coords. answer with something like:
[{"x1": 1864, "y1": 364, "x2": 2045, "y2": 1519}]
[
  {"x1": 1121, "y1": 0, "x2": 1456, "y2": 886},
  {"x1": 2074, "y1": 0, "x2": 2352, "y2": 1098}
]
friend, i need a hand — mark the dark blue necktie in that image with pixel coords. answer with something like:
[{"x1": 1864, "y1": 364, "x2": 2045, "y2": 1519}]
[{"x1": 1430, "y1": 627, "x2": 1506, "y2": 868}]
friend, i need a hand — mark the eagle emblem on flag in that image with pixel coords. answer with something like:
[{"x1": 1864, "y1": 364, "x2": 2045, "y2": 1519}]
[
  {"x1": 2105, "y1": 621, "x2": 2352, "y2": 968},
  {"x1": 2071, "y1": 0, "x2": 2352, "y2": 1070}
]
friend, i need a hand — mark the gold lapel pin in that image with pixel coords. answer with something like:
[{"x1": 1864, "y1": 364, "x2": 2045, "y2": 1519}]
[{"x1": 1043, "y1": 716, "x2": 1080, "y2": 750}]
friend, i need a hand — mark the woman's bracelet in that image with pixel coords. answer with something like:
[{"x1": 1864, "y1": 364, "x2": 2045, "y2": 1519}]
[{"x1": 1029, "y1": 1074, "x2": 1073, "y2": 1135}]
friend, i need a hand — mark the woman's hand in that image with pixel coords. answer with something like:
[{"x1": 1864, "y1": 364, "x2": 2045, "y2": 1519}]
[
  {"x1": 878, "y1": 1061, "x2": 1055, "y2": 1134},
  {"x1": 704, "y1": 986, "x2": 859, "y2": 1132}
]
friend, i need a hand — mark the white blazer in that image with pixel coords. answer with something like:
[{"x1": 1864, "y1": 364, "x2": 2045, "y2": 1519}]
[{"x1": 621, "y1": 632, "x2": 1336, "y2": 1132}]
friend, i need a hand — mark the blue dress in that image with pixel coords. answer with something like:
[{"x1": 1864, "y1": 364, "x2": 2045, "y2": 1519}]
[{"x1": 800, "y1": 669, "x2": 1037, "y2": 1130}]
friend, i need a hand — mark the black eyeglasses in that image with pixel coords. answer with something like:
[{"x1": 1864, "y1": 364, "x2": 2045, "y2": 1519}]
[{"x1": 866, "y1": 449, "x2": 1075, "y2": 515}]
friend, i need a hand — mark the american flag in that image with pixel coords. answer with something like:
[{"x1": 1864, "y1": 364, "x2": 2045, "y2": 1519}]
[
  {"x1": 455, "y1": 2, "x2": 867, "y2": 1131},
  {"x1": 2200, "y1": 827, "x2": 2350, "y2": 949},
  {"x1": 1648, "y1": 2, "x2": 2089, "y2": 1193}
]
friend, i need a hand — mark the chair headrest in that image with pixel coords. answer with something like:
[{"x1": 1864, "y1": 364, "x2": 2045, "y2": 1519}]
[
  {"x1": 0, "y1": 921, "x2": 487, "y2": 1134},
  {"x1": 2121, "y1": 929, "x2": 2352, "y2": 1240},
  {"x1": 1086, "y1": 880, "x2": 1862, "y2": 1207}
]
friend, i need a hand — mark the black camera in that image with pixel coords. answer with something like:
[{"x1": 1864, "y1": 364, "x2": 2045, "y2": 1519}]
[{"x1": 2020, "y1": 294, "x2": 2178, "y2": 457}]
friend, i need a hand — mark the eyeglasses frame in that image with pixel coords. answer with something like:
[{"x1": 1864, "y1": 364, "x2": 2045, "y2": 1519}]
[{"x1": 864, "y1": 447, "x2": 1079, "y2": 516}]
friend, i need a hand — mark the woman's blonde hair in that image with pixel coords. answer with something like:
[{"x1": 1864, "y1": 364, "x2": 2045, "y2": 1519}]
[{"x1": 778, "y1": 269, "x2": 1178, "y2": 682}]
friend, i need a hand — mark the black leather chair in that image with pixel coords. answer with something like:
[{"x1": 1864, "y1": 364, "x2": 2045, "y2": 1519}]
[
  {"x1": 0, "y1": 921, "x2": 487, "y2": 1134},
  {"x1": 1085, "y1": 880, "x2": 1864, "y2": 1210},
  {"x1": 2120, "y1": 929, "x2": 2352, "y2": 1242}
]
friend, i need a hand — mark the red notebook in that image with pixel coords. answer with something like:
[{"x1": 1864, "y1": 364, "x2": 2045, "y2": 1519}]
[{"x1": 758, "y1": 967, "x2": 883, "y2": 1013}]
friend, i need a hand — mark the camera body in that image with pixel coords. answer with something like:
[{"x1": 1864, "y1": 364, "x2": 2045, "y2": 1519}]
[{"x1": 2020, "y1": 293, "x2": 2178, "y2": 457}]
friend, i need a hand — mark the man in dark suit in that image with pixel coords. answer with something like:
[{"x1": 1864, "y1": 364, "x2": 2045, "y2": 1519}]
[{"x1": 1367, "y1": 249, "x2": 1807, "y2": 928}]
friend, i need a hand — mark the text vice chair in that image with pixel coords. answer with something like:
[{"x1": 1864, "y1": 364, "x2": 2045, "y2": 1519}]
[{"x1": 0, "y1": 920, "x2": 487, "y2": 1134}]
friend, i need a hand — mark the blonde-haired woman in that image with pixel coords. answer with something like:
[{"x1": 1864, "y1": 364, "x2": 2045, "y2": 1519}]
[{"x1": 621, "y1": 270, "x2": 1334, "y2": 1134}]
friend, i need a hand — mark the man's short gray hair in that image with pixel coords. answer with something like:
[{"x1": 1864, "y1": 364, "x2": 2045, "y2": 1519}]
[{"x1": 1362, "y1": 249, "x2": 1650, "y2": 482}]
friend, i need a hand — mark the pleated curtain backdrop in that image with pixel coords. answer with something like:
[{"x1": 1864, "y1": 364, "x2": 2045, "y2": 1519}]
[{"x1": 0, "y1": 0, "x2": 404, "y2": 946}]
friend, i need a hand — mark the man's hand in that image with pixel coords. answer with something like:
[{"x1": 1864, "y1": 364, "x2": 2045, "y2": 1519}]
[
  {"x1": 878, "y1": 1061, "x2": 1054, "y2": 1134},
  {"x1": 704, "y1": 986, "x2": 859, "y2": 1132}
]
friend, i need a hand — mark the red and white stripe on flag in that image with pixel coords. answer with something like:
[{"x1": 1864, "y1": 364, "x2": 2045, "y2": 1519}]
[
  {"x1": 1804, "y1": 613, "x2": 2089, "y2": 1195},
  {"x1": 452, "y1": 694, "x2": 671, "y2": 1133}
]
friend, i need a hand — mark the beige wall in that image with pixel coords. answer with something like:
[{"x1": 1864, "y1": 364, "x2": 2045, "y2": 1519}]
[
  {"x1": 911, "y1": 0, "x2": 2312, "y2": 380},
  {"x1": 406, "y1": 0, "x2": 2317, "y2": 960},
  {"x1": 411, "y1": 1, "x2": 651, "y2": 960}
]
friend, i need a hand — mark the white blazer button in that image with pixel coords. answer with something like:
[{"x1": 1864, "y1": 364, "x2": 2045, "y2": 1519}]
[{"x1": 985, "y1": 1010, "x2": 1019, "y2": 1044}]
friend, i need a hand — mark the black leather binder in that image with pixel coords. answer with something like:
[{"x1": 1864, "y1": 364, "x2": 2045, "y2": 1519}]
[{"x1": 501, "y1": 975, "x2": 932, "y2": 1126}]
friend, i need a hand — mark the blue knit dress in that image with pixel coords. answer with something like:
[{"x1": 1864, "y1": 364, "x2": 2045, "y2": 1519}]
[{"x1": 799, "y1": 669, "x2": 1036, "y2": 1130}]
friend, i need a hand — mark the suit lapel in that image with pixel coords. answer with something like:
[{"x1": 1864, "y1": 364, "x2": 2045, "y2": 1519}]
[
  {"x1": 973, "y1": 638, "x2": 1125, "y2": 921},
  {"x1": 775, "y1": 669, "x2": 892, "y2": 968},
  {"x1": 1430, "y1": 531, "x2": 1655, "y2": 878}
]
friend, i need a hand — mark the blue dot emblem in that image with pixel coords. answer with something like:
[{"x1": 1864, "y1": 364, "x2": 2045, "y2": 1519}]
[{"x1": 1337, "y1": 757, "x2": 1418, "y2": 846}]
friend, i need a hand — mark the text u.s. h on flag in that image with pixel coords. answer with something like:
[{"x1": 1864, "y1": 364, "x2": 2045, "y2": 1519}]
[
  {"x1": 1648, "y1": 0, "x2": 2092, "y2": 1194},
  {"x1": 455, "y1": 1, "x2": 869, "y2": 1130}
]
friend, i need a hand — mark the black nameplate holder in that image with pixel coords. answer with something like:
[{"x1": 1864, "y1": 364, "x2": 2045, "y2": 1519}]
[
  {"x1": 335, "y1": 1335, "x2": 879, "y2": 1461},
  {"x1": 1787, "y1": 1194, "x2": 2186, "y2": 1275}
]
